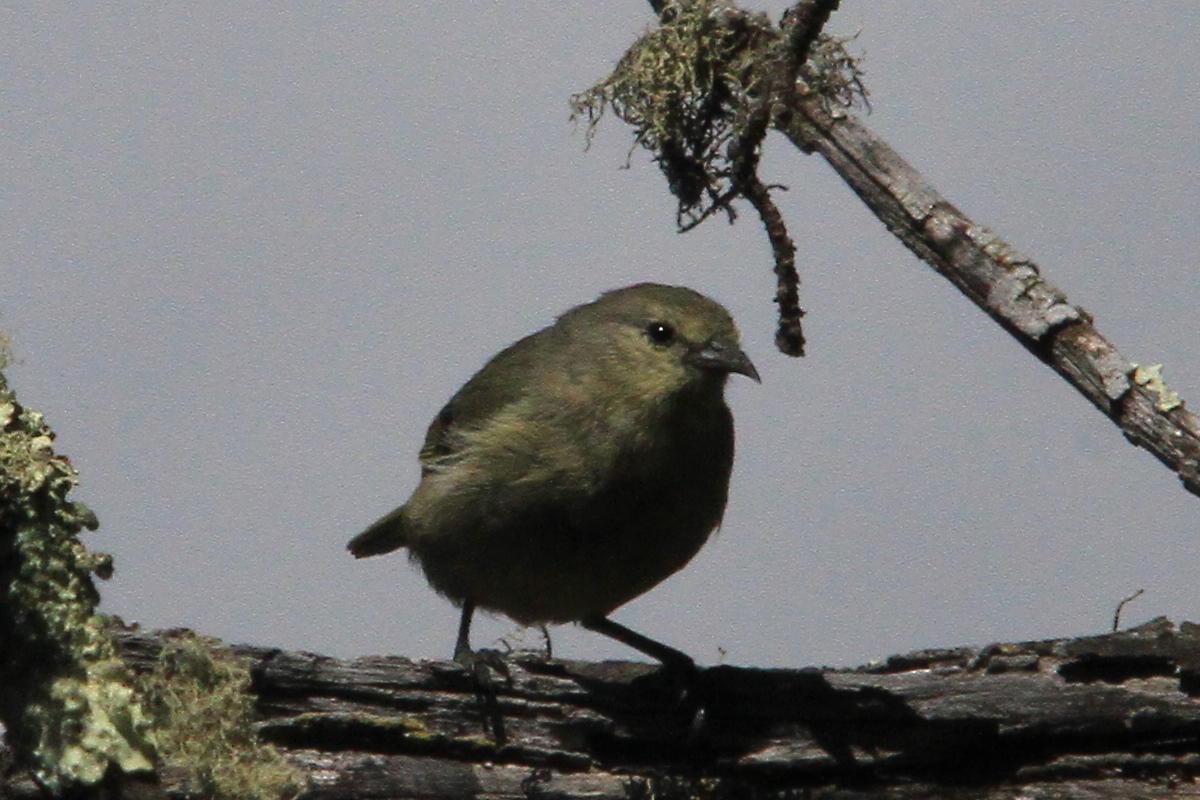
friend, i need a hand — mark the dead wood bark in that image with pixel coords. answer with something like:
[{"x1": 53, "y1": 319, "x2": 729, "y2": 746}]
[{"x1": 6, "y1": 619, "x2": 1200, "y2": 798}]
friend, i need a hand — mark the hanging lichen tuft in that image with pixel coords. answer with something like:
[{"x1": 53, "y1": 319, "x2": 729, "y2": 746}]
[
  {"x1": 571, "y1": 0, "x2": 866, "y2": 230},
  {"x1": 797, "y1": 30, "x2": 868, "y2": 114},
  {"x1": 571, "y1": 0, "x2": 779, "y2": 226}
]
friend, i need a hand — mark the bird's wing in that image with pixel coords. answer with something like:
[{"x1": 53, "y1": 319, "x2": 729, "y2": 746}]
[{"x1": 417, "y1": 326, "x2": 552, "y2": 474}]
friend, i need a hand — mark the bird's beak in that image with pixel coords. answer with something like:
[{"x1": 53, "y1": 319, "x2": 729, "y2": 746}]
[{"x1": 686, "y1": 337, "x2": 761, "y2": 383}]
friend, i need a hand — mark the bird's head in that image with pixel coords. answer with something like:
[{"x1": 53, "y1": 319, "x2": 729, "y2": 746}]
[{"x1": 558, "y1": 283, "x2": 759, "y2": 403}]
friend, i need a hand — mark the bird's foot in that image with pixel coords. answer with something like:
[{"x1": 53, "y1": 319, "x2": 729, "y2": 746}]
[
  {"x1": 497, "y1": 625, "x2": 554, "y2": 663},
  {"x1": 454, "y1": 646, "x2": 510, "y2": 745},
  {"x1": 647, "y1": 656, "x2": 703, "y2": 710},
  {"x1": 580, "y1": 614, "x2": 700, "y2": 701}
]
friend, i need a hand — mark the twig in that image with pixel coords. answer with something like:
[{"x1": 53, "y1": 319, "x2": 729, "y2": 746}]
[
  {"x1": 1113, "y1": 589, "x2": 1145, "y2": 632},
  {"x1": 729, "y1": 118, "x2": 805, "y2": 356},
  {"x1": 725, "y1": 2, "x2": 844, "y2": 357},
  {"x1": 781, "y1": 1, "x2": 843, "y2": 80}
]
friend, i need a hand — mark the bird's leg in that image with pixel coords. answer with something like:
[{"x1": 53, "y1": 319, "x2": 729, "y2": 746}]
[
  {"x1": 453, "y1": 600, "x2": 508, "y2": 745},
  {"x1": 453, "y1": 600, "x2": 510, "y2": 674},
  {"x1": 453, "y1": 600, "x2": 476, "y2": 664},
  {"x1": 580, "y1": 615, "x2": 697, "y2": 677}
]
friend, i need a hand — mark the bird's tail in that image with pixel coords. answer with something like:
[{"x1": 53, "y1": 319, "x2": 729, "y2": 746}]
[{"x1": 347, "y1": 506, "x2": 408, "y2": 558}]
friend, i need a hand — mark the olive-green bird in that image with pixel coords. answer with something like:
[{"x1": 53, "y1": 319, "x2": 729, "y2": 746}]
[{"x1": 348, "y1": 283, "x2": 759, "y2": 673}]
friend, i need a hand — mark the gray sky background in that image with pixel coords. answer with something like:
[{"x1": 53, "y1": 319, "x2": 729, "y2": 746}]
[{"x1": 4, "y1": 1, "x2": 1198, "y2": 669}]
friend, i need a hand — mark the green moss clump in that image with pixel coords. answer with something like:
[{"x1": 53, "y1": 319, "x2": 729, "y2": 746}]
[
  {"x1": 0, "y1": 369, "x2": 158, "y2": 793},
  {"x1": 136, "y1": 632, "x2": 302, "y2": 800}
]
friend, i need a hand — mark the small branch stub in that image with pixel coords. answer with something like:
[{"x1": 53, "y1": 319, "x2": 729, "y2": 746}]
[{"x1": 1113, "y1": 589, "x2": 1145, "y2": 632}]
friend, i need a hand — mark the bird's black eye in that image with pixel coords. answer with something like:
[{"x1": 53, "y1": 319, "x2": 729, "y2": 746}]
[{"x1": 646, "y1": 321, "x2": 675, "y2": 345}]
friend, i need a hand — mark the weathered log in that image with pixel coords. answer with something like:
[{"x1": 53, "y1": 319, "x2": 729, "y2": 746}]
[{"x1": 7, "y1": 618, "x2": 1197, "y2": 798}]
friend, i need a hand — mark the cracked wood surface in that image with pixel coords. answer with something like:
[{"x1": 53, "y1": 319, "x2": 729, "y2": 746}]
[{"x1": 6, "y1": 619, "x2": 1197, "y2": 798}]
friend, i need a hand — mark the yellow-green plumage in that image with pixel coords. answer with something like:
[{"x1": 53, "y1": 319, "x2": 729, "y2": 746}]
[{"x1": 348, "y1": 283, "x2": 758, "y2": 662}]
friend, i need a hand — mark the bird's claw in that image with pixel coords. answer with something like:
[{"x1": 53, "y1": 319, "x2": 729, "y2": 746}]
[{"x1": 454, "y1": 647, "x2": 510, "y2": 745}]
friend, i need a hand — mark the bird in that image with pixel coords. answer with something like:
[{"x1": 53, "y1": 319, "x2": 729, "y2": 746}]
[{"x1": 348, "y1": 283, "x2": 759, "y2": 674}]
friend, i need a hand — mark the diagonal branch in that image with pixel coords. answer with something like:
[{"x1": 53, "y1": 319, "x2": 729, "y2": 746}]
[{"x1": 780, "y1": 98, "x2": 1200, "y2": 496}]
